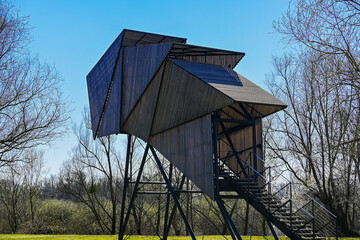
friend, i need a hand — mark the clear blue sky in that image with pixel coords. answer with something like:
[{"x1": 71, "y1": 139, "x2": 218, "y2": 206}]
[{"x1": 15, "y1": 0, "x2": 290, "y2": 174}]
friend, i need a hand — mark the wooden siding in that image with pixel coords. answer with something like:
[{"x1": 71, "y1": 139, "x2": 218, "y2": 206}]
[
  {"x1": 122, "y1": 63, "x2": 164, "y2": 141},
  {"x1": 121, "y1": 29, "x2": 186, "y2": 47},
  {"x1": 151, "y1": 59, "x2": 234, "y2": 135},
  {"x1": 86, "y1": 32, "x2": 124, "y2": 138},
  {"x1": 98, "y1": 49, "x2": 123, "y2": 137},
  {"x1": 149, "y1": 114, "x2": 214, "y2": 199},
  {"x1": 121, "y1": 43, "x2": 172, "y2": 126},
  {"x1": 218, "y1": 118, "x2": 263, "y2": 177},
  {"x1": 168, "y1": 43, "x2": 244, "y2": 69},
  {"x1": 182, "y1": 55, "x2": 242, "y2": 69}
]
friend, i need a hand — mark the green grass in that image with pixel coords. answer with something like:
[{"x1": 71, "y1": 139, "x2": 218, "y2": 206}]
[
  {"x1": 0, "y1": 235, "x2": 358, "y2": 240},
  {"x1": 0, "y1": 235, "x2": 273, "y2": 240},
  {"x1": 0, "y1": 235, "x2": 290, "y2": 240}
]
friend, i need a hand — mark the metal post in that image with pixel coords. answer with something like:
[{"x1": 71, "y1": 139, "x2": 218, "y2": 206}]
[
  {"x1": 212, "y1": 113, "x2": 220, "y2": 196},
  {"x1": 268, "y1": 167, "x2": 271, "y2": 194},
  {"x1": 266, "y1": 219, "x2": 279, "y2": 240},
  {"x1": 163, "y1": 175, "x2": 186, "y2": 240},
  {"x1": 119, "y1": 144, "x2": 149, "y2": 240},
  {"x1": 260, "y1": 118, "x2": 264, "y2": 172},
  {"x1": 252, "y1": 120, "x2": 258, "y2": 179},
  {"x1": 218, "y1": 120, "x2": 249, "y2": 178},
  {"x1": 216, "y1": 199, "x2": 237, "y2": 240},
  {"x1": 150, "y1": 146, "x2": 196, "y2": 240},
  {"x1": 118, "y1": 134, "x2": 131, "y2": 240},
  {"x1": 312, "y1": 201, "x2": 315, "y2": 240},
  {"x1": 215, "y1": 196, "x2": 242, "y2": 240},
  {"x1": 163, "y1": 163, "x2": 173, "y2": 239},
  {"x1": 336, "y1": 217, "x2": 339, "y2": 240}
]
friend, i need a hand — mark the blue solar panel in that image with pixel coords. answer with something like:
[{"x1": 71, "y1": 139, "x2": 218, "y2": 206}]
[{"x1": 169, "y1": 58, "x2": 243, "y2": 86}]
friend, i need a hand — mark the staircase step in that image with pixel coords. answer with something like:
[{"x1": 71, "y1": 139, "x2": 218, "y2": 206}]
[{"x1": 217, "y1": 165, "x2": 331, "y2": 240}]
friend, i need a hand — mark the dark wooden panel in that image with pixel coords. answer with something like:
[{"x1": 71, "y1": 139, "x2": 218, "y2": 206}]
[
  {"x1": 122, "y1": 63, "x2": 164, "y2": 141},
  {"x1": 182, "y1": 55, "x2": 242, "y2": 69},
  {"x1": 151, "y1": 59, "x2": 234, "y2": 135},
  {"x1": 121, "y1": 43, "x2": 173, "y2": 126},
  {"x1": 219, "y1": 103, "x2": 248, "y2": 121},
  {"x1": 168, "y1": 43, "x2": 244, "y2": 69},
  {"x1": 121, "y1": 29, "x2": 186, "y2": 47},
  {"x1": 218, "y1": 119, "x2": 263, "y2": 177},
  {"x1": 150, "y1": 114, "x2": 214, "y2": 199},
  {"x1": 98, "y1": 49, "x2": 123, "y2": 137},
  {"x1": 86, "y1": 32, "x2": 124, "y2": 138}
]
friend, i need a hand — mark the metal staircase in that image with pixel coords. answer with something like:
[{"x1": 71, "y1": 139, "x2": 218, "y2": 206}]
[{"x1": 217, "y1": 152, "x2": 337, "y2": 240}]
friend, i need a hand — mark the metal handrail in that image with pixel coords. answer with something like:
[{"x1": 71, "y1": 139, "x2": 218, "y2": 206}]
[
  {"x1": 252, "y1": 153, "x2": 337, "y2": 219},
  {"x1": 219, "y1": 149, "x2": 337, "y2": 237},
  {"x1": 223, "y1": 152, "x2": 315, "y2": 219}
]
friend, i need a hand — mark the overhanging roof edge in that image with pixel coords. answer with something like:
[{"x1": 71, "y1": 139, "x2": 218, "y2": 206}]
[
  {"x1": 122, "y1": 29, "x2": 187, "y2": 44},
  {"x1": 171, "y1": 42, "x2": 245, "y2": 56}
]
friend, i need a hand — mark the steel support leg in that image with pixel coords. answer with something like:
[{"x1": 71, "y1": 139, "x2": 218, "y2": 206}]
[
  {"x1": 267, "y1": 219, "x2": 279, "y2": 240},
  {"x1": 252, "y1": 120, "x2": 257, "y2": 175},
  {"x1": 163, "y1": 175, "x2": 186, "y2": 240},
  {"x1": 162, "y1": 163, "x2": 173, "y2": 239},
  {"x1": 119, "y1": 144, "x2": 149, "y2": 240},
  {"x1": 118, "y1": 134, "x2": 131, "y2": 240},
  {"x1": 150, "y1": 146, "x2": 196, "y2": 240},
  {"x1": 215, "y1": 196, "x2": 242, "y2": 240},
  {"x1": 212, "y1": 113, "x2": 220, "y2": 195}
]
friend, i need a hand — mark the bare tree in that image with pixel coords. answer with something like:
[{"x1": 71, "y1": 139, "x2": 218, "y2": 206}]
[
  {"x1": 0, "y1": 0, "x2": 69, "y2": 167},
  {"x1": 0, "y1": 166, "x2": 26, "y2": 233},
  {"x1": 266, "y1": 50, "x2": 360, "y2": 236},
  {"x1": 23, "y1": 150, "x2": 47, "y2": 223},
  {"x1": 274, "y1": 0, "x2": 360, "y2": 94},
  {"x1": 267, "y1": 0, "x2": 360, "y2": 235},
  {"x1": 0, "y1": 149, "x2": 45, "y2": 233},
  {"x1": 58, "y1": 109, "x2": 122, "y2": 234}
]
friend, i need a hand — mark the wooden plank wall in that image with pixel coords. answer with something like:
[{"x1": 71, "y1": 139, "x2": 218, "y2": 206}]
[
  {"x1": 182, "y1": 54, "x2": 242, "y2": 69},
  {"x1": 86, "y1": 32, "x2": 124, "y2": 138},
  {"x1": 150, "y1": 114, "x2": 214, "y2": 199},
  {"x1": 218, "y1": 118, "x2": 263, "y2": 177},
  {"x1": 121, "y1": 43, "x2": 172, "y2": 126},
  {"x1": 122, "y1": 64, "x2": 165, "y2": 142},
  {"x1": 98, "y1": 49, "x2": 123, "y2": 137},
  {"x1": 151, "y1": 59, "x2": 233, "y2": 135}
]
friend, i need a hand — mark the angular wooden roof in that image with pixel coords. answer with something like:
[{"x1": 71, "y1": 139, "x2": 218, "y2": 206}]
[
  {"x1": 87, "y1": 29, "x2": 285, "y2": 140},
  {"x1": 87, "y1": 29, "x2": 287, "y2": 198}
]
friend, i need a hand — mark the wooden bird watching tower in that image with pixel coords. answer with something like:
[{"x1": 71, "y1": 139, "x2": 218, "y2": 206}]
[{"x1": 87, "y1": 29, "x2": 337, "y2": 240}]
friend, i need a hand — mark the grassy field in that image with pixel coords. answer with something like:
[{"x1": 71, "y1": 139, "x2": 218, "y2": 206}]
[
  {"x1": 0, "y1": 235, "x2": 290, "y2": 240},
  {"x1": 0, "y1": 235, "x2": 358, "y2": 240}
]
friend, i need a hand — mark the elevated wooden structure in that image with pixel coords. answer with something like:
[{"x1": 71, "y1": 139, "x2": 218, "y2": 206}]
[{"x1": 87, "y1": 29, "x2": 337, "y2": 240}]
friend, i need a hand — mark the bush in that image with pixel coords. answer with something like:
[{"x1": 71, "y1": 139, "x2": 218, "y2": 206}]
[{"x1": 24, "y1": 199, "x2": 76, "y2": 234}]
